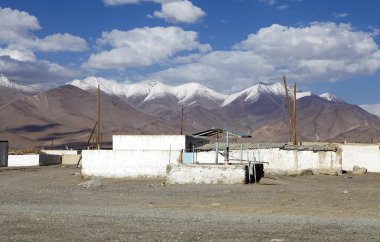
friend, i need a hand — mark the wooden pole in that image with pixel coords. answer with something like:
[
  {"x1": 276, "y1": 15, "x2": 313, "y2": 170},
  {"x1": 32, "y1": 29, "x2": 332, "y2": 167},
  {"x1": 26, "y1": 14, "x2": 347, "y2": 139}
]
[
  {"x1": 293, "y1": 82, "x2": 297, "y2": 145},
  {"x1": 85, "y1": 121, "x2": 98, "y2": 149},
  {"x1": 283, "y1": 75, "x2": 293, "y2": 143},
  {"x1": 97, "y1": 85, "x2": 101, "y2": 149},
  {"x1": 180, "y1": 104, "x2": 184, "y2": 135}
]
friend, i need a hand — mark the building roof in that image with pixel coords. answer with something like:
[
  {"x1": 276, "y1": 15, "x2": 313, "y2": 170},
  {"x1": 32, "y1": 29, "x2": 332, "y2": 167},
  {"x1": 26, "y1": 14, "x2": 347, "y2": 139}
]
[{"x1": 192, "y1": 128, "x2": 252, "y2": 138}]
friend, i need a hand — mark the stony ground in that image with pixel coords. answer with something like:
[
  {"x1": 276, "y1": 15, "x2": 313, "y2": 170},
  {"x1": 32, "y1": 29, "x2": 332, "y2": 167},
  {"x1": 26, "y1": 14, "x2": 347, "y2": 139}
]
[{"x1": 0, "y1": 166, "x2": 379, "y2": 241}]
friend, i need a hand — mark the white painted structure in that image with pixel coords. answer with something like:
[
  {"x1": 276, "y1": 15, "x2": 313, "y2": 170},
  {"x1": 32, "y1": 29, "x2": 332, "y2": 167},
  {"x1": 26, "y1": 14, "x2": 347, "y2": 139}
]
[
  {"x1": 82, "y1": 150, "x2": 181, "y2": 178},
  {"x1": 8, "y1": 155, "x2": 39, "y2": 167},
  {"x1": 339, "y1": 144, "x2": 380, "y2": 172},
  {"x1": 166, "y1": 164, "x2": 246, "y2": 184},
  {"x1": 8, "y1": 154, "x2": 61, "y2": 167},
  {"x1": 196, "y1": 148, "x2": 342, "y2": 175},
  {"x1": 81, "y1": 135, "x2": 209, "y2": 178}
]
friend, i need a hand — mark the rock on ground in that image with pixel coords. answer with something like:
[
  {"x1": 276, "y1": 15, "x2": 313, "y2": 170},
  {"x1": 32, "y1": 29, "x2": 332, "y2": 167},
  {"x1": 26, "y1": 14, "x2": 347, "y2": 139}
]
[
  {"x1": 78, "y1": 179, "x2": 102, "y2": 188},
  {"x1": 353, "y1": 166, "x2": 367, "y2": 175}
]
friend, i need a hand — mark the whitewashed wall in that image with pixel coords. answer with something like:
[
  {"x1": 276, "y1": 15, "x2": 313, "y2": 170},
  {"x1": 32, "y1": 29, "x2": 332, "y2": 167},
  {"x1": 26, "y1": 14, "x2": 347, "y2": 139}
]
[
  {"x1": 113, "y1": 135, "x2": 186, "y2": 151},
  {"x1": 339, "y1": 144, "x2": 380, "y2": 172},
  {"x1": 82, "y1": 150, "x2": 182, "y2": 178},
  {"x1": 196, "y1": 148, "x2": 341, "y2": 174},
  {"x1": 166, "y1": 164, "x2": 246, "y2": 184},
  {"x1": 8, "y1": 154, "x2": 61, "y2": 167},
  {"x1": 8, "y1": 155, "x2": 39, "y2": 167}
]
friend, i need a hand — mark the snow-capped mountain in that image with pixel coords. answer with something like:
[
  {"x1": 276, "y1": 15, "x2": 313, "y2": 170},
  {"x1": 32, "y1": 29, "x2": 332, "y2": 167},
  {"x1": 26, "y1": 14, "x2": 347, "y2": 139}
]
[
  {"x1": 319, "y1": 93, "x2": 343, "y2": 103},
  {"x1": 69, "y1": 77, "x2": 320, "y2": 110},
  {"x1": 222, "y1": 82, "x2": 285, "y2": 107},
  {"x1": 0, "y1": 74, "x2": 37, "y2": 92},
  {"x1": 68, "y1": 77, "x2": 227, "y2": 108}
]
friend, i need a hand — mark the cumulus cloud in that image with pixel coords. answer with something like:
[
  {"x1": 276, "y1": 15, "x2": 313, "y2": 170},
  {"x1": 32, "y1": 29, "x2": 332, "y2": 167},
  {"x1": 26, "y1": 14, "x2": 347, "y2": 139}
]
[
  {"x1": 103, "y1": 0, "x2": 205, "y2": 23},
  {"x1": 83, "y1": 26, "x2": 211, "y2": 70},
  {"x1": 0, "y1": 56, "x2": 76, "y2": 85},
  {"x1": 153, "y1": 0, "x2": 205, "y2": 23},
  {"x1": 150, "y1": 22, "x2": 380, "y2": 91},
  {"x1": 360, "y1": 103, "x2": 380, "y2": 116},
  {"x1": 0, "y1": 7, "x2": 87, "y2": 84},
  {"x1": 0, "y1": 7, "x2": 88, "y2": 54}
]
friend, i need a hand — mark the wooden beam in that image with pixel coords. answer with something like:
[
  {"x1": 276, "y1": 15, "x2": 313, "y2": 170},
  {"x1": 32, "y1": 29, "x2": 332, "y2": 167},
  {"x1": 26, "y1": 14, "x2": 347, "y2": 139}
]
[{"x1": 293, "y1": 82, "x2": 297, "y2": 145}]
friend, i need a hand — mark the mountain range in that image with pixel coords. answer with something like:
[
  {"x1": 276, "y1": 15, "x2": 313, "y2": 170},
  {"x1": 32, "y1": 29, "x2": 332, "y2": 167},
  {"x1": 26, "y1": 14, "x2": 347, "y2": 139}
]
[{"x1": 1, "y1": 74, "x2": 380, "y2": 149}]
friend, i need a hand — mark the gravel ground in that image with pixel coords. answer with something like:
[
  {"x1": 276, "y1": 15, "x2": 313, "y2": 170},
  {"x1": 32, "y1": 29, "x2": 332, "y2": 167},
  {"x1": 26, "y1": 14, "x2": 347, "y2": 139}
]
[{"x1": 0, "y1": 166, "x2": 379, "y2": 241}]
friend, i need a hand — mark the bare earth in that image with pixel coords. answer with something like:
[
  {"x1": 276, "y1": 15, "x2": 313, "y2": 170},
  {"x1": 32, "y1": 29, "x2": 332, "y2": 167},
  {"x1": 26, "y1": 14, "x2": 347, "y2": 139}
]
[{"x1": 0, "y1": 166, "x2": 379, "y2": 241}]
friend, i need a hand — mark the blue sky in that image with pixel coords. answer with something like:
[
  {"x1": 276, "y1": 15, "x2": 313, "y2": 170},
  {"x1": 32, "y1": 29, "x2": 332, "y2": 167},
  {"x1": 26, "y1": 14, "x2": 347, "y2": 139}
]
[{"x1": 1, "y1": 0, "x2": 380, "y2": 108}]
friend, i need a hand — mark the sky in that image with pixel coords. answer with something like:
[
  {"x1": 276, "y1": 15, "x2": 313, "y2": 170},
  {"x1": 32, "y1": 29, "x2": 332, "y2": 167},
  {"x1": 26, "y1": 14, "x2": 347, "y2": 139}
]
[{"x1": 1, "y1": 0, "x2": 380, "y2": 110}]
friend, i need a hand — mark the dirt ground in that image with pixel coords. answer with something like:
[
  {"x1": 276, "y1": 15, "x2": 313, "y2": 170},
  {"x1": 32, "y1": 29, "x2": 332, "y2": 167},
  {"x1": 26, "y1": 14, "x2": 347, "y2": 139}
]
[{"x1": 0, "y1": 166, "x2": 379, "y2": 241}]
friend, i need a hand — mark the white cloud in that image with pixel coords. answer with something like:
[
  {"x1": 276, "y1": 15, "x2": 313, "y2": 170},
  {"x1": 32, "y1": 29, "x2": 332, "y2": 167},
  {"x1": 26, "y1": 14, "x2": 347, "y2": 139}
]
[
  {"x1": 150, "y1": 22, "x2": 380, "y2": 91},
  {"x1": 259, "y1": 0, "x2": 277, "y2": 6},
  {"x1": 360, "y1": 103, "x2": 380, "y2": 116},
  {"x1": 103, "y1": 0, "x2": 205, "y2": 23},
  {"x1": 83, "y1": 26, "x2": 211, "y2": 70},
  {"x1": 103, "y1": 0, "x2": 144, "y2": 5},
  {"x1": 151, "y1": 50, "x2": 275, "y2": 91},
  {"x1": 0, "y1": 7, "x2": 87, "y2": 84},
  {"x1": 334, "y1": 12, "x2": 348, "y2": 18},
  {"x1": 0, "y1": 7, "x2": 40, "y2": 44},
  {"x1": 0, "y1": 56, "x2": 76, "y2": 85},
  {"x1": 0, "y1": 7, "x2": 88, "y2": 54},
  {"x1": 277, "y1": 4, "x2": 288, "y2": 10},
  {"x1": 153, "y1": 0, "x2": 205, "y2": 23},
  {"x1": 31, "y1": 33, "x2": 88, "y2": 52}
]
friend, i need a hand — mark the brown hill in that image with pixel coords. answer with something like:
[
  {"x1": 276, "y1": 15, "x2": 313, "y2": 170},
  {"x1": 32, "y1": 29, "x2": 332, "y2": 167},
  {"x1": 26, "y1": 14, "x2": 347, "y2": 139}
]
[{"x1": 0, "y1": 85, "x2": 178, "y2": 149}]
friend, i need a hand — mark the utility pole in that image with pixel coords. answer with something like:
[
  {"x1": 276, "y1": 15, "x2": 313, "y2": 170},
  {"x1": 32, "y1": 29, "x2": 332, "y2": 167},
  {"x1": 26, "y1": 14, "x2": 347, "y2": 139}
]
[
  {"x1": 180, "y1": 104, "x2": 184, "y2": 135},
  {"x1": 96, "y1": 85, "x2": 101, "y2": 149},
  {"x1": 283, "y1": 75, "x2": 293, "y2": 143},
  {"x1": 293, "y1": 82, "x2": 297, "y2": 145}
]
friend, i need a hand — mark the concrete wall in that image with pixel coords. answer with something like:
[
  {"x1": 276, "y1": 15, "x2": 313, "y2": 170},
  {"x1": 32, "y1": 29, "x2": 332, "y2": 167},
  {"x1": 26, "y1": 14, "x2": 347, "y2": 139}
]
[
  {"x1": 8, "y1": 154, "x2": 61, "y2": 167},
  {"x1": 39, "y1": 154, "x2": 61, "y2": 166},
  {"x1": 82, "y1": 150, "x2": 182, "y2": 178},
  {"x1": 196, "y1": 148, "x2": 342, "y2": 175},
  {"x1": 113, "y1": 135, "x2": 186, "y2": 151},
  {"x1": 62, "y1": 155, "x2": 81, "y2": 165},
  {"x1": 339, "y1": 144, "x2": 380, "y2": 172},
  {"x1": 166, "y1": 164, "x2": 246, "y2": 184},
  {"x1": 8, "y1": 155, "x2": 40, "y2": 167}
]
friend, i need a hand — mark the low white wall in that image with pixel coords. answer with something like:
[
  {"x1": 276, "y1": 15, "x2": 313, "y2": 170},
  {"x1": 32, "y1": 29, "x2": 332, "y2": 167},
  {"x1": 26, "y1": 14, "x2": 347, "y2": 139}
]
[
  {"x1": 113, "y1": 135, "x2": 186, "y2": 151},
  {"x1": 42, "y1": 150, "x2": 79, "y2": 155},
  {"x1": 339, "y1": 144, "x2": 380, "y2": 172},
  {"x1": 8, "y1": 154, "x2": 61, "y2": 167},
  {"x1": 197, "y1": 148, "x2": 341, "y2": 175},
  {"x1": 82, "y1": 150, "x2": 182, "y2": 178},
  {"x1": 195, "y1": 151, "x2": 224, "y2": 164},
  {"x1": 166, "y1": 164, "x2": 246, "y2": 184},
  {"x1": 8, "y1": 155, "x2": 40, "y2": 167}
]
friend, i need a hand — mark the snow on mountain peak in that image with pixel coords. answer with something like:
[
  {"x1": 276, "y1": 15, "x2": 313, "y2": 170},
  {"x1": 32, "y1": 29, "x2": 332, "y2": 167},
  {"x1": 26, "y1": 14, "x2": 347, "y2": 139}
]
[
  {"x1": 173, "y1": 82, "x2": 227, "y2": 103},
  {"x1": 319, "y1": 93, "x2": 342, "y2": 102},
  {"x1": 68, "y1": 76, "x2": 129, "y2": 97},
  {"x1": 68, "y1": 77, "x2": 344, "y2": 108},
  {"x1": 0, "y1": 74, "x2": 37, "y2": 92},
  {"x1": 222, "y1": 82, "x2": 286, "y2": 107}
]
